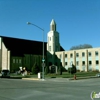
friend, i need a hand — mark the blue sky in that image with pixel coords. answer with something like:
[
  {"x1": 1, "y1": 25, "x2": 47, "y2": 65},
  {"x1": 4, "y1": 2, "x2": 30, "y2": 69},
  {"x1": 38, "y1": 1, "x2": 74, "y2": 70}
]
[{"x1": 0, "y1": 0, "x2": 100, "y2": 50}]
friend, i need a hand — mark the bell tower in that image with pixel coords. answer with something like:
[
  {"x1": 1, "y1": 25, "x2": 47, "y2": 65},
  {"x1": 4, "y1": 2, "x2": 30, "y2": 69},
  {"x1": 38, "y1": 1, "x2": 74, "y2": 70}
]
[{"x1": 47, "y1": 19, "x2": 60, "y2": 66}]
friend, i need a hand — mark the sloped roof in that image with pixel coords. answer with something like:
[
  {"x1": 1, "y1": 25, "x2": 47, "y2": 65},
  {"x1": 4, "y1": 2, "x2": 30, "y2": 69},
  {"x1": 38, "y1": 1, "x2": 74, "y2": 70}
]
[
  {"x1": 2, "y1": 36, "x2": 46, "y2": 56},
  {"x1": 1, "y1": 36, "x2": 64, "y2": 56}
]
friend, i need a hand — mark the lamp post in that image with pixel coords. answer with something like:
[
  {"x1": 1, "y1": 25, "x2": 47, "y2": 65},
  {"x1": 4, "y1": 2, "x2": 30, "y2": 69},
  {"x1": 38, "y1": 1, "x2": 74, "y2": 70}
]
[{"x1": 27, "y1": 22, "x2": 45, "y2": 80}]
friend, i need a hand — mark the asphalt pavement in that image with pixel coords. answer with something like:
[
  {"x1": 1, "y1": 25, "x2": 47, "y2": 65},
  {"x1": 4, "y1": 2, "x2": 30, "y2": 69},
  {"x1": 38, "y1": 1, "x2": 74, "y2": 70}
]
[{"x1": 0, "y1": 77, "x2": 100, "y2": 100}]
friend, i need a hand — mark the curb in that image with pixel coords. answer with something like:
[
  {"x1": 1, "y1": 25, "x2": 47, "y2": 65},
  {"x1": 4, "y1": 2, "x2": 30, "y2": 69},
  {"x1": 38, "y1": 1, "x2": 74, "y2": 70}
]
[
  {"x1": 69, "y1": 76, "x2": 99, "y2": 80},
  {"x1": 22, "y1": 78, "x2": 40, "y2": 80}
]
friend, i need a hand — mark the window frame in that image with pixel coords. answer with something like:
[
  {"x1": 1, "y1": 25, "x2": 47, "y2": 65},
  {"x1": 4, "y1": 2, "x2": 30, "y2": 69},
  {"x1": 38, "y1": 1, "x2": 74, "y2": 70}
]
[
  {"x1": 70, "y1": 53, "x2": 73, "y2": 58},
  {"x1": 82, "y1": 61, "x2": 85, "y2": 65},
  {"x1": 82, "y1": 52, "x2": 85, "y2": 57},
  {"x1": 88, "y1": 52, "x2": 91, "y2": 56}
]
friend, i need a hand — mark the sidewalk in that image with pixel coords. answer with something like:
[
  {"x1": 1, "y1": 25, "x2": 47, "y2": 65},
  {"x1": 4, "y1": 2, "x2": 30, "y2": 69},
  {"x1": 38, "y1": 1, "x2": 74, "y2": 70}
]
[{"x1": 21, "y1": 76, "x2": 99, "y2": 82}]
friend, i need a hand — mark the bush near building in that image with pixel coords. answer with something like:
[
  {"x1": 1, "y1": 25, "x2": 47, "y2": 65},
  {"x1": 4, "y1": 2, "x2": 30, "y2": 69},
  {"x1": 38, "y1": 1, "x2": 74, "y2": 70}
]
[
  {"x1": 31, "y1": 62, "x2": 40, "y2": 74},
  {"x1": 68, "y1": 64, "x2": 76, "y2": 74}
]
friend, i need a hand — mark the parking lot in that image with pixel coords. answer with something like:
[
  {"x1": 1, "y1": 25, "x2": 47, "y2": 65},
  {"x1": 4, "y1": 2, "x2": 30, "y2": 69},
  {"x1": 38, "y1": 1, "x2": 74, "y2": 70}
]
[{"x1": 0, "y1": 78, "x2": 100, "y2": 100}]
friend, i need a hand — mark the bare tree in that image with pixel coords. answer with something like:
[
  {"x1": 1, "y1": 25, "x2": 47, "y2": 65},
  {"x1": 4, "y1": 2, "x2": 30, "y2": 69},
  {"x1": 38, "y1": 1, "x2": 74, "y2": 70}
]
[{"x1": 70, "y1": 44, "x2": 92, "y2": 50}]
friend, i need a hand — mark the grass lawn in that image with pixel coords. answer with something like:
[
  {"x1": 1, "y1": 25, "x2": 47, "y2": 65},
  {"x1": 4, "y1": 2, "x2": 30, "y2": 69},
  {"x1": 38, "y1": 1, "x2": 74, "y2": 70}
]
[
  {"x1": 45, "y1": 71, "x2": 99, "y2": 78},
  {"x1": 10, "y1": 71, "x2": 99, "y2": 78}
]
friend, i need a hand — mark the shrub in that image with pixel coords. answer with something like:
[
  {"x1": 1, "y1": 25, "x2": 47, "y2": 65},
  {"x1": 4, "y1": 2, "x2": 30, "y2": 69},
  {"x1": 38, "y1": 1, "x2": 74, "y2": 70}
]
[
  {"x1": 77, "y1": 70, "x2": 80, "y2": 72},
  {"x1": 31, "y1": 62, "x2": 40, "y2": 74},
  {"x1": 45, "y1": 66, "x2": 49, "y2": 75},
  {"x1": 93, "y1": 69, "x2": 99, "y2": 72},
  {"x1": 68, "y1": 64, "x2": 76, "y2": 74},
  {"x1": 58, "y1": 66, "x2": 63, "y2": 75}
]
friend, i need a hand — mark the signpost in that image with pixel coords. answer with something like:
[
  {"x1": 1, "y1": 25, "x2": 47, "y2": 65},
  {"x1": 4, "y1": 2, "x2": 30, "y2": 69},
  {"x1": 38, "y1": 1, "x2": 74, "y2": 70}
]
[
  {"x1": 42, "y1": 63, "x2": 45, "y2": 67},
  {"x1": 42, "y1": 59, "x2": 45, "y2": 62},
  {"x1": 42, "y1": 59, "x2": 45, "y2": 80}
]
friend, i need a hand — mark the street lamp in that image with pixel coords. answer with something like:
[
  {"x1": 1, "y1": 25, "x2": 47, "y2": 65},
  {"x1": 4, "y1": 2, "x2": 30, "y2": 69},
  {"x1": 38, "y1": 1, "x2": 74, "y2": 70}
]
[{"x1": 27, "y1": 22, "x2": 45, "y2": 80}]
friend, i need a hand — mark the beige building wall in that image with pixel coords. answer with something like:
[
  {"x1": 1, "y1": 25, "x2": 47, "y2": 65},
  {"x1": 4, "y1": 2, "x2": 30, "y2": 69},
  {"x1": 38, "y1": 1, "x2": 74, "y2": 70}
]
[
  {"x1": 88, "y1": 48, "x2": 100, "y2": 71},
  {"x1": 55, "y1": 51, "x2": 75, "y2": 69},
  {"x1": 75, "y1": 49, "x2": 88, "y2": 72},
  {"x1": 7, "y1": 50, "x2": 10, "y2": 70},
  {"x1": 55, "y1": 47, "x2": 100, "y2": 72},
  {"x1": 1, "y1": 41, "x2": 10, "y2": 70}
]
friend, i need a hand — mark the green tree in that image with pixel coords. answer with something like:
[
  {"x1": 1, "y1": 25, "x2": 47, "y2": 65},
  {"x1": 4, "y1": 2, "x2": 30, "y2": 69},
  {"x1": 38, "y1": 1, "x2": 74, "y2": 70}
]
[
  {"x1": 45, "y1": 66, "x2": 48, "y2": 75},
  {"x1": 59, "y1": 62, "x2": 63, "y2": 75},
  {"x1": 68, "y1": 64, "x2": 76, "y2": 74},
  {"x1": 70, "y1": 44, "x2": 92, "y2": 50},
  {"x1": 58, "y1": 66, "x2": 62, "y2": 75},
  {"x1": 31, "y1": 62, "x2": 40, "y2": 74}
]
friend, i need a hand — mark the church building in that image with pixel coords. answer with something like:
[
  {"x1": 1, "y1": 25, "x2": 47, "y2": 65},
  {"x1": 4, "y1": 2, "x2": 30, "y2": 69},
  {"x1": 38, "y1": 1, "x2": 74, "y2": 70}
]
[
  {"x1": 0, "y1": 19, "x2": 100, "y2": 72},
  {"x1": 0, "y1": 19, "x2": 64, "y2": 72}
]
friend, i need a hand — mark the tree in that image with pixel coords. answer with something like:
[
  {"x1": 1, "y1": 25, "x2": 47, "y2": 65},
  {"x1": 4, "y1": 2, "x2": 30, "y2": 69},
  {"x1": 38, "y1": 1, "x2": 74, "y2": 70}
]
[
  {"x1": 58, "y1": 62, "x2": 63, "y2": 75},
  {"x1": 68, "y1": 64, "x2": 76, "y2": 74},
  {"x1": 70, "y1": 44, "x2": 93, "y2": 50},
  {"x1": 31, "y1": 62, "x2": 40, "y2": 74},
  {"x1": 45, "y1": 66, "x2": 49, "y2": 75}
]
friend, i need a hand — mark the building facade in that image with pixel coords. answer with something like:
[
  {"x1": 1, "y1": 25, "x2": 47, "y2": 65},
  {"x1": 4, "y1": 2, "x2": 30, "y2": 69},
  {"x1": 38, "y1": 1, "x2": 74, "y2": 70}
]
[
  {"x1": 55, "y1": 48, "x2": 100, "y2": 72},
  {"x1": 1, "y1": 19, "x2": 99, "y2": 72}
]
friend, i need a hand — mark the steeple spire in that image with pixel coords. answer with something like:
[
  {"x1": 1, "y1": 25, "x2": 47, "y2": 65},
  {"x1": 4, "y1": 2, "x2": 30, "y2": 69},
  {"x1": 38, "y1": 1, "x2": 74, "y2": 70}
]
[{"x1": 50, "y1": 19, "x2": 56, "y2": 31}]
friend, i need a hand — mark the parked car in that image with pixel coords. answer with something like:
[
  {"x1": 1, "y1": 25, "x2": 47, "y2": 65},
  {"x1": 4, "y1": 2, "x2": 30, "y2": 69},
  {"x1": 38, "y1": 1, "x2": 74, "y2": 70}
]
[
  {"x1": 1, "y1": 70, "x2": 10, "y2": 78},
  {"x1": 96, "y1": 73, "x2": 100, "y2": 77}
]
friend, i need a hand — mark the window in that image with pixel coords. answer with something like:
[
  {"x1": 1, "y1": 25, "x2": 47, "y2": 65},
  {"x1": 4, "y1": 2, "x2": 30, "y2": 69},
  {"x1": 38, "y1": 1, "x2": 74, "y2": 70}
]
[
  {"x1": 50, "y1": 37, "x2": 51, "y2": 41},
  {"x1": 16, "y1": 59, "x2": 18, "y2": 63},
  {"x1": 76, "y1": 53, "x2": 79, "y2": 57},
  {"x1": 13, "y1": 59, "x2": 15, "y2": 63},
  {"x1": 65, "y1": 62, "x2": 67, "y2": 65},
  {"x1": 96, "y1": 60, "x2": 99, "y2": 65},
  {"x1": 65, "y1": 54, "x2": 67, "y2": 58},
  {"x1": 60, "y1": 54, "x2": 62, "y2": 59},
  {"x1": 70, "y1": 53, "x2": 73, "y2": 58},
  {"x1": 82, "y1": 61, "x2": 85, "y2": 65},
  {"x1": 95, "y1": 51, "x2": 98, "y2": 56},
  {"x1": 88, "y1": 52, "x2": 91, "y2": 56},
  {"x1": 19, "y1": 59, "x2": 21, "y2": 63},
  {"x1": 70, "y1": 61, "x2": 73, "y2": 66},
  {"x1": 76, "y1": 61, "x2": 79, "y2": 66},
  {"x1": 89, "y1": 61, "x2": 92, "y2": 65},
  {"x1": 82, "y1": 52, "x2": 85, "y2": 57},
  {"x1": 49, "y1": 46, "x2": 51, "y2": 51}
]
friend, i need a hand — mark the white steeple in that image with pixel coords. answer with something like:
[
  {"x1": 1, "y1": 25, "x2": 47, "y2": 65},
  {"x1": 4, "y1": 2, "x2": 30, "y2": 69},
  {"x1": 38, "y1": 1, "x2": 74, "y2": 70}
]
[
  {"x1": 50, "y1": 19, "x2": 56, "y2": 31},
  {"x1": 47, "y1": 19, "x2": 60, "y2": 66}
]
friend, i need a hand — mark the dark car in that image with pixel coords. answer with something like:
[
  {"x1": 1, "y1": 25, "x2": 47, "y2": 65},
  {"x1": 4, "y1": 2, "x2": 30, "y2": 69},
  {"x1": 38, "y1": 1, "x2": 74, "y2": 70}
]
[{"x1": 1, "y1": 70, "x2": 10, "y2": 78}]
